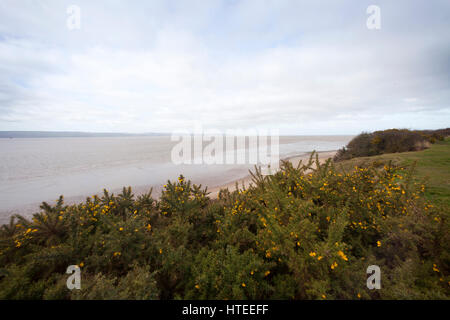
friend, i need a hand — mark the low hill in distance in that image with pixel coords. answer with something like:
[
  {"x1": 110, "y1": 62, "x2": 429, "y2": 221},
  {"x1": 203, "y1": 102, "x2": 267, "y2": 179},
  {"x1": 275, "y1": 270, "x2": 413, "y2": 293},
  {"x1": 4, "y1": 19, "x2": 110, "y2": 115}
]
[{"x1": 0, "y1": 131, "x2": 168, "y2": 138}]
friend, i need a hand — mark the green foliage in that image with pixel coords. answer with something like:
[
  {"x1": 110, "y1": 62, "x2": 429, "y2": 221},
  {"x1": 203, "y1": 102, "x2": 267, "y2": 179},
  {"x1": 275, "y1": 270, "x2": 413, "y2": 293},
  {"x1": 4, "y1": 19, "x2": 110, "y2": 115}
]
[
  {"x1": 334, "y1": 128, "x2": 449, "y2": 161},
  {"x1": 70, "y1": 264, "x2": 158, "y2": 300},
  {"x1": 0, "y1": 152, "x2": 448, "y2": 300}
]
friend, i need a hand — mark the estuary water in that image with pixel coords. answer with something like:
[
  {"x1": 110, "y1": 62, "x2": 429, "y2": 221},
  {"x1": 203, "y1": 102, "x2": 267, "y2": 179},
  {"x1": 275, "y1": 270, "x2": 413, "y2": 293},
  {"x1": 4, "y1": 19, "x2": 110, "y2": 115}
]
[{"x1": 0, "y1": 135, "x2": 352, "y2": 224}]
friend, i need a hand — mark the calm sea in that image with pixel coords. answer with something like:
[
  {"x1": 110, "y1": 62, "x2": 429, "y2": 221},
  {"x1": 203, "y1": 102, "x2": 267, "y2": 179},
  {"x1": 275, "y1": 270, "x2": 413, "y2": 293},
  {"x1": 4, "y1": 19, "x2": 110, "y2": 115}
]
[{"x1": 0, "y1": 135, "x2": 352, "y2": 224}]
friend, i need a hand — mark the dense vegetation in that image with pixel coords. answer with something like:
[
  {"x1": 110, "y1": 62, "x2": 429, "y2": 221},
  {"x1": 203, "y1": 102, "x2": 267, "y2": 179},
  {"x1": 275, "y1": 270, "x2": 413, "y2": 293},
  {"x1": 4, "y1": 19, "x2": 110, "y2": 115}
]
[
  {"x1": 334, "y1": 128, "x2": 449, "y2": 161},
  {"x1": 0, "y1": 142, "x2": 449, "y2": 300}
]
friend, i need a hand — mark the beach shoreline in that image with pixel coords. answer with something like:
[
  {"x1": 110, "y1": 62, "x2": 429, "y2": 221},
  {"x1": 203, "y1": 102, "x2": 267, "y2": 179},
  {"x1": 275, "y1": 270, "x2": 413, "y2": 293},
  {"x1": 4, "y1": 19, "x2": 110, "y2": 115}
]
[
  {"x1": 0, "y1": 150, "x2": 337, "y2": 225},
  {"x1": 208, "y1": 150, "x2": 337, "y2": 198}
]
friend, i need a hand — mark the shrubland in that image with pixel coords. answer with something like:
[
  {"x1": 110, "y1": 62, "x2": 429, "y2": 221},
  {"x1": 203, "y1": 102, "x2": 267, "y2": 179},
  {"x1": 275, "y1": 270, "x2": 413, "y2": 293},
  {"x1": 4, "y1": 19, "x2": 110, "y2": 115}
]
[
  {"x1": 334, "y1": 128, "x2": 449, "y2": 161},
  {"x1": 0, "y1": 147, "x2": 449, "y2": 300}
]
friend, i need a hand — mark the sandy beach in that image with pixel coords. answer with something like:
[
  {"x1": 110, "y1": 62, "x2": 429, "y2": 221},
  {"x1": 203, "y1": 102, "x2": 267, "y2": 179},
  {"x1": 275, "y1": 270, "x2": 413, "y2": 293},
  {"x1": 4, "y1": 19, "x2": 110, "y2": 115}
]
[{"x1": 208, "y1": 150, "x2": 337, "y2": 198}]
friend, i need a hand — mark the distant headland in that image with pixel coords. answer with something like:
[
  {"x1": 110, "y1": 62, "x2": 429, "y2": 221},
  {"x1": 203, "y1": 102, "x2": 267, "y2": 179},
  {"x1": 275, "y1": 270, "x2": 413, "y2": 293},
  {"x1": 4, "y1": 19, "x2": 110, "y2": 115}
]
[{"x1": 0, "y1": 131, "x2": 168, "y2": 138}]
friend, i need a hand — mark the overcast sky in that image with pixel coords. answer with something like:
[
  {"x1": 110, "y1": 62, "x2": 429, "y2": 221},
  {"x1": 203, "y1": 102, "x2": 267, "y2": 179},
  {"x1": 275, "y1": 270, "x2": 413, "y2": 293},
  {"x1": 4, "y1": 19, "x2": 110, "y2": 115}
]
[{"x1": 0, "y1": 0, "x2": 449, "y2": 134}]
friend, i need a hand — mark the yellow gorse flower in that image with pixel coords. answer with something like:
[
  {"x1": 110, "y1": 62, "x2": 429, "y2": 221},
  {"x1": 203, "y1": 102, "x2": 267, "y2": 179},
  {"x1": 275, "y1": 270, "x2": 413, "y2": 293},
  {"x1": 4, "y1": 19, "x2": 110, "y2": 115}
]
[{"x1": 337, "y1": 250, "x2": 348, "y2": 261}]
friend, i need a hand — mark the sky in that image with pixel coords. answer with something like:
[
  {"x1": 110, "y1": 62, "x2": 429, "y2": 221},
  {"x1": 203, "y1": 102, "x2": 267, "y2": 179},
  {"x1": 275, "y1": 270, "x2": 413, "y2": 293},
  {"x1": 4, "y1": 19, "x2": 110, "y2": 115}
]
[{"x1": 0, "y1": 0, "x2": 449, "y2": 135}]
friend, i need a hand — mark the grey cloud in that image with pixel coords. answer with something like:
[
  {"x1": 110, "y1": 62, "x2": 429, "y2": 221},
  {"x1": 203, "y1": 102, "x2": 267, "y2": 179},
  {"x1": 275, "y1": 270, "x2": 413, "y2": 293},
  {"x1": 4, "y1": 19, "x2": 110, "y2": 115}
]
[{"x1": 0, "y1": 0, "x2": 449, "y2": 134}]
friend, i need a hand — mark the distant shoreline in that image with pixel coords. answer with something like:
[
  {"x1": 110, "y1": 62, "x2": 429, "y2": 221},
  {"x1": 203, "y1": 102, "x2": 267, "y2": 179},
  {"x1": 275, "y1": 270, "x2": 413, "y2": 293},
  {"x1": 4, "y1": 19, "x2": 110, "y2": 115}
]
[
  {"x1": 0, "y1": 131, "x2": 169, "y2": 138},
  {"x1": 0, "y1": 131, "x2": 355, "y2": 139}
]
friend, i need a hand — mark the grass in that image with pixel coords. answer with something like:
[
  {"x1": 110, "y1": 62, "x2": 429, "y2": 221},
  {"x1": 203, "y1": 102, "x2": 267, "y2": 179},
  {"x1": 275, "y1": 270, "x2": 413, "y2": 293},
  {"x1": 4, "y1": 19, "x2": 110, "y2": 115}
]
[{"x1": 336, "y1": 137, "x2": 450, "y2": 210}]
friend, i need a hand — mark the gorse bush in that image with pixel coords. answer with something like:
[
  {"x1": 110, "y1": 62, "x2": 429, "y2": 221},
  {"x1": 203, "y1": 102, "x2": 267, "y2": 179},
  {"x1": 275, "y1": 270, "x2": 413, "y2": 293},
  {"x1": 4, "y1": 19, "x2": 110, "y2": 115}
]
[
  {"x1": 0, "y1": 154, "x2": 448, "y2": 299},
  {"x1": 334, "y1": 128, "x2": 449, "y2": 161}
]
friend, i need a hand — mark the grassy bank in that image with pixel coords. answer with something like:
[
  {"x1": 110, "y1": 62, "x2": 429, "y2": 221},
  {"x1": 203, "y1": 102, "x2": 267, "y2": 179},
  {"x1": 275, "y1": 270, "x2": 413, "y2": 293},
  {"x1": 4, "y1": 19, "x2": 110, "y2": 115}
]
[
  {"x1": 336, "y1": 137, "x2": 450, "y2": 210},
  {"x1": 0, "y1": 139, "x2": 448, "y2": 300}
]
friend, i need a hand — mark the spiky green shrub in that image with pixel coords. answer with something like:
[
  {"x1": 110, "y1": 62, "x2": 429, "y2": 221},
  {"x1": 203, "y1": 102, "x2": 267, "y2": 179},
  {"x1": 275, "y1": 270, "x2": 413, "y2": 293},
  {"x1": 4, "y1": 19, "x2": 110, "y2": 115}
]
[
  {"x1": 334, "y1": 128, "x2": 449, "y2": 161},
  {"x1": 0, "y1": 154, "x2": 448, "y2": 299}
]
